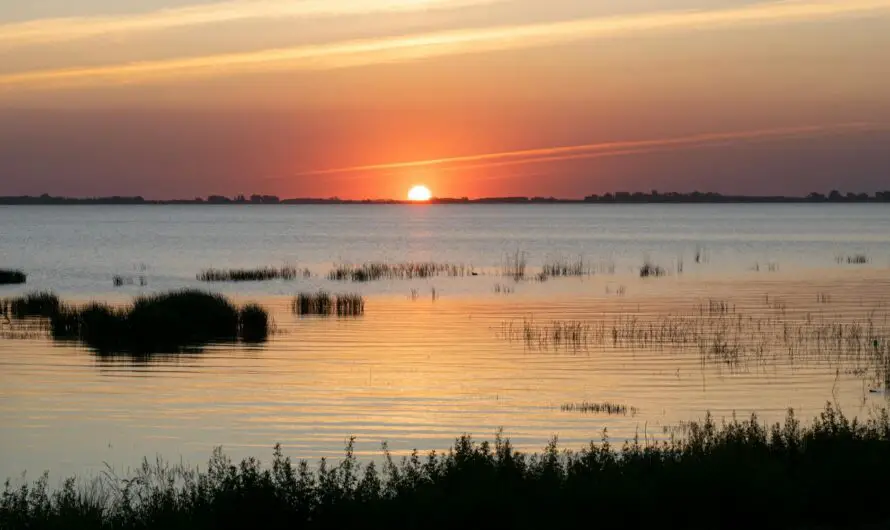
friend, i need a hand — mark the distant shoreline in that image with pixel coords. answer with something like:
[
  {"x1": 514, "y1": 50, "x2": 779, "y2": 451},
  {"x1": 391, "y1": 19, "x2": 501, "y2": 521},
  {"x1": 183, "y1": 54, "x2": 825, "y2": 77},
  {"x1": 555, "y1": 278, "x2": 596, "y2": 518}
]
[{"x1": 1, "y1": 191, "x2": 889, "y2": 205}]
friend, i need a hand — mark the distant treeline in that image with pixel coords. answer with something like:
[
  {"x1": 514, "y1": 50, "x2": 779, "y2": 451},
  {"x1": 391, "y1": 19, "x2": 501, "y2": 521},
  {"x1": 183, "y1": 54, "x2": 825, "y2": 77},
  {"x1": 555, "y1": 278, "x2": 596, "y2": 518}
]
[{"x1": 1, "y1": 190, "x2": 889, "y2": 205}]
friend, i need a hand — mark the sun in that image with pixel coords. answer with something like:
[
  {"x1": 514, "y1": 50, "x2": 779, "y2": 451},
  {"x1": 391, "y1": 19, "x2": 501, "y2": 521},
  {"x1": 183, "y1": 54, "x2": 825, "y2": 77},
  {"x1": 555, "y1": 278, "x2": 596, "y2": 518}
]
[{"x1": 407, "y1": 185, "x2": 432, "y2": 202}]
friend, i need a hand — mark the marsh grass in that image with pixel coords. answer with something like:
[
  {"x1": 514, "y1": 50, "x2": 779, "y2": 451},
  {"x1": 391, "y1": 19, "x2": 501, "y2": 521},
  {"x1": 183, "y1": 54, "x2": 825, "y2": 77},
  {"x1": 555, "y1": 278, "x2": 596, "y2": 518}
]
[
  {"x1": 560, "y1": 401, "x2": 638, "y2": 416},
  {"x1": 501, "y1": 300, "x2": 890, "y2": 384},
  {"x1": 198, "y1": 266, "x2": 304, "y2": 282},
  {"x1": 1, "y1": 290, "x2": 269, "y2": 354},
  {"x1": 0, "y1": 269, "x2": 26, "y2": 285},
  {"x1": 542, "y1": 256, "x2": 591, "y2": 278},
  {"x1": 639, "y1": 261, "x2": 666, "y2": 278},
  {"x1": 328, "y1": 262, "x2": 473, "y2": 282},
  {"x1": 4, "y1": 405, "x2": 890, "y2": 530},
  {"x1": 493, "y1": 283, "x2": 514, "y2": 295},
  {"x1": 293, "y1": 292, "x2": 365, "y2": 317},
  {"x1": 0, "y1": 292, "x2": 61, "y2": 319},
  {"x1": 502, "y1": 251, "x2": 527, "y2": 282}
]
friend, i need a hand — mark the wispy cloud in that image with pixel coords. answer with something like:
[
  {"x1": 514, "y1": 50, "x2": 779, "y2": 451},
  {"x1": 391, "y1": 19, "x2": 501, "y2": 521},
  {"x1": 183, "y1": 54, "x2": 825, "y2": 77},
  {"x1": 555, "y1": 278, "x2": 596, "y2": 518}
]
[
  {"x1": 2, "y1": 0, "x2": 890, "y2": 90},
  {"x1": 0, "y1": 0, "x2": 502, "y2": 48},
  {"x1": 291, "y1": 123, "x2": 886, "y2": 179}
]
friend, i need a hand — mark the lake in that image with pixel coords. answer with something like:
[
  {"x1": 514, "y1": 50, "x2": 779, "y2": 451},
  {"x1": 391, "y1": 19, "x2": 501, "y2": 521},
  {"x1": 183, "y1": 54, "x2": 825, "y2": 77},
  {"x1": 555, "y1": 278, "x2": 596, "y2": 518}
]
[{"x1": 1, "y1": 204, "x2": 889, "y2": 481}]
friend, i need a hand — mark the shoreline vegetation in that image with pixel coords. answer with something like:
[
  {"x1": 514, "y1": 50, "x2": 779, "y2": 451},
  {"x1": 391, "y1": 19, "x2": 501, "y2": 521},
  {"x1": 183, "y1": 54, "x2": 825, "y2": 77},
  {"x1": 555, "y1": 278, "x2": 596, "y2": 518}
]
[
  {"x1": 0, "y1": 290, "x2": 269, "y2": 353},
  {"x1": 2, "y1": 190, "x2": 890, "y2": 205},
  {"x1": 3, "y1": 405, "x2": 890, "y2": 529}
]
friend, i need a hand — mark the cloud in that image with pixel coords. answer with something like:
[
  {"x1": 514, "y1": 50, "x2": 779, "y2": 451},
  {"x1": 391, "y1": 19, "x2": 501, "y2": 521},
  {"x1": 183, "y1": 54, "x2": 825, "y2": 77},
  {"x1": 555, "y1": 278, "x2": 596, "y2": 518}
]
[
  {"x1": 288, "y1": 123, "x2": 887, "y2": 179},
  {"x1": 2, "y1": 0, "x2": 890, "y2": 91},
  {"x1": 0, "y1": 0, "x2": 503, "y2": 48}
]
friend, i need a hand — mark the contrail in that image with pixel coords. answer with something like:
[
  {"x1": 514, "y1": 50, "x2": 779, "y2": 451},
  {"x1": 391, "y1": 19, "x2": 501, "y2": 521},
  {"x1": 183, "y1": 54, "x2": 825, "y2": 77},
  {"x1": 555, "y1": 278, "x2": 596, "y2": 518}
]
[
  {"x1": 0, "y1": 0, "x2": 504, "y2": 48},
  {"x1": 294, "y1": 123, "x2": 881, "y2": 179},
  {"x1": 3, "y1": 0, "x2": 890, "y2": 90}
]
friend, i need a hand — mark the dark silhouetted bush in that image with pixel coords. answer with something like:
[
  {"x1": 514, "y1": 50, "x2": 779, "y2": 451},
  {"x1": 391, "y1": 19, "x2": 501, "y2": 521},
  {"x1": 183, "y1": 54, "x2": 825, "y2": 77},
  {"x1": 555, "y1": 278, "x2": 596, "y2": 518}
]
[
  {"x1": 0, "y1": 291, "x2": 61, "y2": 319},
  {"x1": 239, "y1": 304, "x2": 270, "y2": 343},
  {"x1": 0, "y1": 269, "x2": 26, "y2": 285},
  {"x1": 3, "y1": 405, "x2": 890, "y2": 529},
  {"x1": 41, "y1": 290, "x2": 268, "y2": 354}
]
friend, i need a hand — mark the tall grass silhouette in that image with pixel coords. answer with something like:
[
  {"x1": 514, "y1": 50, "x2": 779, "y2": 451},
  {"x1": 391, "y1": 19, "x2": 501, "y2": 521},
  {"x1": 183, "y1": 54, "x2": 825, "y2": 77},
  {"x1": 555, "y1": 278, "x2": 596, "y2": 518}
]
[
  {"x1": 198, "y1": 266, "x2": 304, "y2": 282},
  {"x1": 293, "y1": 292, "x2": 365, "y2": 317},
  {"x1": 327, "y1": 262, "x2": 474, "y2": 282},
  {"x1": 3, "y1": 405, "x2": 890, "y2": 529}
]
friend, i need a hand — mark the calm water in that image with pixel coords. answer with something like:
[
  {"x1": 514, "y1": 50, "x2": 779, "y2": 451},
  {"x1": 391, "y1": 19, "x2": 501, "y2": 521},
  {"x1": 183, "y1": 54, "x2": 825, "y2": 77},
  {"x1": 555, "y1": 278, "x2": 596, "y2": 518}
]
[{"x1": 1, "y1": 204, "x2": 889, "y2": 481}]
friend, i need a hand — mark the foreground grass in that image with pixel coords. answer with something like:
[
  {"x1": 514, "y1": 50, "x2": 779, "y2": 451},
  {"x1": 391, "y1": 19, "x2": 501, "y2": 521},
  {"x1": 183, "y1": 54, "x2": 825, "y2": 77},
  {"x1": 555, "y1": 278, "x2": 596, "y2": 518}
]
[{"x1": 4, "y1": 405, "x2": 890, "y2": 529}]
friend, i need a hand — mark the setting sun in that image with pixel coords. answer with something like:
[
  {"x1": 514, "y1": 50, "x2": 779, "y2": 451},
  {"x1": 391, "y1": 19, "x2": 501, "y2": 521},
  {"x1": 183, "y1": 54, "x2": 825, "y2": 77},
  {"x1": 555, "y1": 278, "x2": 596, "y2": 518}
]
[{"x1": 407, "y1": 185, "x2": 432, "y2": 202}]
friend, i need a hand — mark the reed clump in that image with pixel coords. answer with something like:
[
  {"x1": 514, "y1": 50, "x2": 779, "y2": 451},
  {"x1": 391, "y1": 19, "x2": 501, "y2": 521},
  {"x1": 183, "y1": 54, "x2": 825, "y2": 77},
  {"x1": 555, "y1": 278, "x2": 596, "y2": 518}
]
[
  {"x1": 639, "y1": 261, "x2": 666, "y2": 278},
  {"x1": 293, "y1": 292, "x2": 365, "y2": 317},
  {"x1": 3, "y1": 405, "x2": 890, "y2": 530},
  {"x1": 502, "y1": 250, "x2": 527, "y2": 281},
  {"x1": 542, "y1": 256, "x2": 591, "y2": 277},
  {"x1": 0, "y1": 269, "x2": 26, "y2": 285},
  {"x1": 42, "y1": 290, "x2": 270, "y2": 353},
  {"x1": 560, "y1": 401, "x2": 638, "y2": 416},
  {"x1": 0, "y1": 291, "x2": 61, "y2": 319},
  {"x1": 198, "y1": 266, "x2": 302, "y2": 282},
  {"x1": 328, "y1": 262, "x2": 473, "y2": 282}
]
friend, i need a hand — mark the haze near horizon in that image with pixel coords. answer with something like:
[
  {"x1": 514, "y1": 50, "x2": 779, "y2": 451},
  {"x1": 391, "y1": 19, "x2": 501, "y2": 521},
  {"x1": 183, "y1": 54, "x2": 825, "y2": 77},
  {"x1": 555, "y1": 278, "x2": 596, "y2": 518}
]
[{"x1": 1, "y1": 0, "x2": 889, "y2": 199}]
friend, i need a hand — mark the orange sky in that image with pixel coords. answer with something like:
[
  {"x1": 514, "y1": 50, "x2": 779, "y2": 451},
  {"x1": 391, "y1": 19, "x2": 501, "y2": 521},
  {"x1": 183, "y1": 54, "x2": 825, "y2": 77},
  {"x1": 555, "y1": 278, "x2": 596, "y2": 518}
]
[{"x1": 1, "y1": 0, "x2": 889, "y2": 198}]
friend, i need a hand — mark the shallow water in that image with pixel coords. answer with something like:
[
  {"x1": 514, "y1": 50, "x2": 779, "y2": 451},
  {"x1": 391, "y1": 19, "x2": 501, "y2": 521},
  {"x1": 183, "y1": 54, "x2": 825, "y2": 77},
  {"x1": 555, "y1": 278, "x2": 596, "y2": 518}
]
[{"x1": 1, "y1": 205, "x2": 889, "y2": 481}]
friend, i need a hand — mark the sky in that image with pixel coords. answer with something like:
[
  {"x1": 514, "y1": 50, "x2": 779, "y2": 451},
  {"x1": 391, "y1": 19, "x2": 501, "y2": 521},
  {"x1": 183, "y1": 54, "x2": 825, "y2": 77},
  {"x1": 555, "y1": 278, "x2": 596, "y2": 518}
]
[{"x1": 1, "y1": 0, "x2": 889, "y2": 199}]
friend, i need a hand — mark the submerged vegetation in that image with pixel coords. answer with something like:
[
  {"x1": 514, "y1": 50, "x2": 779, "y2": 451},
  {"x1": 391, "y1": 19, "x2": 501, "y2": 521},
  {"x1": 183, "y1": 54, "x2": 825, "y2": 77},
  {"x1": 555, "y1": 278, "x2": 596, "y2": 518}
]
[
  {"x1": 293, "y1": 292, "x2": 365, "y2": 317},
  {"x1": 4, "y1": 405, "x2": 890, "y2": 529},
  {"x1": 0, "y1": 269, "x2": 26, "y2": 285},
  {"x1": 198, "y1": 266, "x2": 306, "y2": 282},
  {"x1": 328, "y1": 262, "x2": 474, "y2": 282},
  {"x1": 2, "y1": 290, "x2": 269, "y2": 353}
]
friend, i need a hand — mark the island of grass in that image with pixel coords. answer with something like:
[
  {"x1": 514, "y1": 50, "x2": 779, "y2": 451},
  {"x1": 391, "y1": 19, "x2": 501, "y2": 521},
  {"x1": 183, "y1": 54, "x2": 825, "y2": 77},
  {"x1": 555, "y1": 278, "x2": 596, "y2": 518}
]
[
  {"x1": 3, "y1": 290, "x2": 270, "y2": 353},
  {"x1": 293, "y1": 291, "x2": 365, "y2": 316},
  {"x1": 198, "y1": 266, "x2": 307, "y2": 282},
  {"x1": 3, "y1": 405, "x2": 890, "y2": 529},
  {"x1": 0, "y1": 269, "x2": 26, "y2": 285},
  {"x1": 328, "y1": 262, "x2": 474, "y2": 282}
]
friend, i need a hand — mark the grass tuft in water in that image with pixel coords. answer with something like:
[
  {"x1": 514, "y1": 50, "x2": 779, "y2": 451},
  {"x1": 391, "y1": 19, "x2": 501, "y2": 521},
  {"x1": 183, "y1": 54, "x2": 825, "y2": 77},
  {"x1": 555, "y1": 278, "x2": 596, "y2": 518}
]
[
  {"x1": 542, "y1": 256, "x2": 591, "y2": 277},
  {"x1": 560, "y1": 401, "x2": 638, "y2": 416},
  {"x1": 198, "y1": 266, "x2": 304, "y2": 282},
  {"x1": 35, "y1": 290, "x2": 270, "y2": 354},
  {"x1": 0, "y1": 291, "x2": 61, "y2": 319},
  {"x1": 327, "y1": 262, "x2": 473, "y2": 282},
  {"x1": 293, "y1": 292, "x2": 365, "y2": 317},
  {"x1": 502, "y1": 250, "x2": 527, "y2": 281},
  {"x1": 639, "y1": 261, "x2": 666, "y2": 278},
  {"x1": 0, "y1": 269, "x2": 26, "y2": 285}
]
